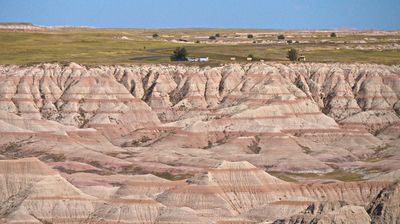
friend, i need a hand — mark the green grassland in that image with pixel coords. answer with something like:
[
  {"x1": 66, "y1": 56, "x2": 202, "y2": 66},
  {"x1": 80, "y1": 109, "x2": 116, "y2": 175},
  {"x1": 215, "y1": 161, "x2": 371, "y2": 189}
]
[
  {"x1": 0, "y1": 27, "x2": 399, "y2": 65},
  {"x1": 269, "y1": 169, "x2": 364, "y2": 183}
]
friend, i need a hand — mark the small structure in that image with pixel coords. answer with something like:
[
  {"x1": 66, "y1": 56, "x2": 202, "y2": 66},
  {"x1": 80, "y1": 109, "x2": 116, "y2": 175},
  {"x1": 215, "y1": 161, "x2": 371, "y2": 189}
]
[
  {"x1": 298, "y1": 56, "x2": 306, "y2": 62},
  {"x1": 188, "y1": 57, "x2": 209, "y2": 62}
]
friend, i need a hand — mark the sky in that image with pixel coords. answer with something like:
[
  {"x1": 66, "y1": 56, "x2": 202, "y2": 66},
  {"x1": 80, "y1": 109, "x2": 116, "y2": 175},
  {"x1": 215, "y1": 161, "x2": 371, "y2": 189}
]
[{"x1": 0, "y1": 0, "x2": 399, "y2": 29}]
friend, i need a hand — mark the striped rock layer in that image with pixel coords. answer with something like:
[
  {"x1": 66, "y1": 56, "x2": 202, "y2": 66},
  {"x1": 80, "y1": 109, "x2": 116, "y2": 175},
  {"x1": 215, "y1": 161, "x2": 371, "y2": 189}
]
[{"x1": 0, "y1": 63, "x2": 399, "y2": 222}]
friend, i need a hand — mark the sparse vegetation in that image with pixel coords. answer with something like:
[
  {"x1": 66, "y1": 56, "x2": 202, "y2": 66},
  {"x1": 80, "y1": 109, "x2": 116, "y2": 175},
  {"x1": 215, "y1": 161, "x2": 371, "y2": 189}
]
[
  {"x1": 152, "y1": 33, "x2": 159, "y2": 38},
  {"x1": 1, "y1": 142, "x2": 20, "y2": 152},
  {"x1": 215, "y1": 33, "x2": 220, "y2": 37},
  {"x1": 153, "y1": 172, "x2": 192, "y2": 181},
  {"x1": 247, "y1": 34, "x2": 253, "y2": 38},
  {"x1": 287, "y1": 48, "x2": 298, "y2": 61},
  {"x1": 42, "y1": 153, "x2": 66, "y2": 162},
  {"x1": 0, "y1": 28, "x2": 399, "y2": 64},
  {"x1": 203, "y1": 140, "x2": 213, "y2": 149},
  {"x1": 270, "y1": 169, "x2": 363, "y2": 182},
  {"x1": 268, "y1": 171, "x2": 298, "y2": 182},
  {"x1": 170, "y1": 47, "x2": 188, "y2": 61},
  {"x1": 122, "y1": 136, "x2": 152, "y2": 147},
  {"x1": 366, "y1": 167, "x2": 387, "y2": 174},
  {"x1": 209, "y1": 35, "x2": 216, "y2": 40},
  {"x1": 323, "y1": 169, "x2": 363, "y2": 182},
  {"x1": 248, "y1": 136, "x2": 261, "y2": 154},
  {"x1": 278, "y1": 34, "x2": 285, "y2": 40},
  {"x1": 120, "y1": 165, "x2": 145, "y2": 174},
  {"x1": 330, "y1": 32, "x2": 337, "y2": 38}
]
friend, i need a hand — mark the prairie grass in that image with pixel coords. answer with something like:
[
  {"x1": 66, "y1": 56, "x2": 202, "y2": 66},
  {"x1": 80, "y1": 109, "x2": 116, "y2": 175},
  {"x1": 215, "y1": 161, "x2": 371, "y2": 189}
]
[{"x1": 1, "y1": 28, "x2": 399, "y2": 65}]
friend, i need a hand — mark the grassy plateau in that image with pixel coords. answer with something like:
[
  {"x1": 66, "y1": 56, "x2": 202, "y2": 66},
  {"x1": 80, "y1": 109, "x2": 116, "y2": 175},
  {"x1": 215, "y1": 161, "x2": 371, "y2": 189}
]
[{"x1": 0, "y1": 26, "x2": 399, "y2": 65}]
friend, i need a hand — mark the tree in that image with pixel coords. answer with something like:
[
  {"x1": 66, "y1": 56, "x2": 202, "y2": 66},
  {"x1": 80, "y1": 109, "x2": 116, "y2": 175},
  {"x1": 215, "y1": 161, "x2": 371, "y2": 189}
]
[
  {"x1": 215, "y1": 33, "x2": 220, "y2": 37},
  {"x1": 170, "y1": 47, "x2": 188, "y2": 61},
  {"x1": 209, "y1": 35, "x2": 216, "y2": 40},
  {"x1": 287, "y1": 48, "x2": 298, "y2": 62},
  {"x1": 278, "y1": 34, "x2": 285, "y2": 40},
  {"x1": 152, "y1": 33, "x2": 159, "y2": 38},
  {"x1": 330, "y1": 32, "x2": 337, "y2": 38},
  {"x1": 247, "y1": 34, "x2": 254, "y2": 38}
]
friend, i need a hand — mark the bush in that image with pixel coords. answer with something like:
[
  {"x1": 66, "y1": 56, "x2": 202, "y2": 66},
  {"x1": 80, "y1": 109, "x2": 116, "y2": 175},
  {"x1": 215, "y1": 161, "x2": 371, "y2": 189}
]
[
  {"x1": 248, "y1": 54, "x2": 254, "y2": 59},
  {"x1": 330, "y1": 32, "x2": 337, "y2": 38},
  {"x1": 287, "y1": 40, "x2": 293, "y2": 44},
  {"x1": 170, "y1": 47, "x2": 188, "y2": 61},
  {"x1": 278, "y1": 34, "x2": 285, "y2": 40},
  {"x1": 247, "y1": 34, "x2": 254, "y2": 38},
  {"x1": 287, "y1": 48, "x2": 298, "y2": 61},
  {"x1": 215, "y1": 33, "x2": 220, "y2": 37},
  {"x1": 152, "y1": 33, "x2": 159, "y2": 38},
  {"x1": 209, "y1": 35, "x2": 216, "y2": 40}
]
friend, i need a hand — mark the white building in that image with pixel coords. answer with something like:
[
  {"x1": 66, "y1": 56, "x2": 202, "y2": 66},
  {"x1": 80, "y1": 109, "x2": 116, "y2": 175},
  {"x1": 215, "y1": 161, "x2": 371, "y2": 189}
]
[{"x1": 188, "y1": 57, "x2": 209, "y2": 62}]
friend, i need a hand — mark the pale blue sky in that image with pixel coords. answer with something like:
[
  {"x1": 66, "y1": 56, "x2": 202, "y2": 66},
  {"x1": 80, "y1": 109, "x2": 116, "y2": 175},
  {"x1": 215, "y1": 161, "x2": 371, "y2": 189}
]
[{"x1": 0, "y1": 0, "x2": 399, "y2": 29}]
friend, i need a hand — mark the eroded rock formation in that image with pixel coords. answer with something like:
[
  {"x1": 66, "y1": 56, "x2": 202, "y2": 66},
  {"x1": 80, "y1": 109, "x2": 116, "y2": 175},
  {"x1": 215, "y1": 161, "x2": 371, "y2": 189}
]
[
  {"x1": 0, "y1": 158, "x2": 397, "y2": 223},
  {"x1": 0, "y1": 62, "x2": 399, "y2": 223}
]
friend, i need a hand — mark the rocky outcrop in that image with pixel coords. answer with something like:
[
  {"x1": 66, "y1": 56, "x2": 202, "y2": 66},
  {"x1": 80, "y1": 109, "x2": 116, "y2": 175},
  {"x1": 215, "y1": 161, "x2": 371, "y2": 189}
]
[
  {"x1": 273, "y1": 201, "x2": 371, "y2": 224},
  {"x1": 0, "y1": 62, "x2": 399, "y2": 174},
  {"x1": 0, "y1": 158, "x2": 179, "y2": 223},
  {"x1": 368, "y1": 181, "x2": 400, "y2": 224},
  {"x1": 0, "y1": 63, "x2": 399, "y2": 222},
  {"x1": 0, "y1": 158, "x2": 396, "y2": 223}
]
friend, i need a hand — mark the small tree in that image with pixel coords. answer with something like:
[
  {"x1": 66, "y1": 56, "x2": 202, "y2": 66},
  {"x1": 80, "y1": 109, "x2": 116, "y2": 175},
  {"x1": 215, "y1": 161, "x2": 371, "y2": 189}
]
[
  {"x1": 247, "y1": 34, "x2": 254, "y2": 38},
  {"x1": 209, "y1": 35, "x2": 216, "y2": 40},
  {"x1": 287, "y1": 48, "x2": 298, "y2": 62},
  {"x1": 170, "y1": 47, "x2": 188, "y2": 61},
  {"x1": 330, "y1": 32, "x2": 337, "y2": 38},
  {"x1": 215, "y1": 33, "x2": 220, "y2": 37},
  {"x1": 278, "y1": 34, "x2": 285, "y2": 40},
  {"x1": 152, "y1": 33, "x2": 159, "y2": 38}
]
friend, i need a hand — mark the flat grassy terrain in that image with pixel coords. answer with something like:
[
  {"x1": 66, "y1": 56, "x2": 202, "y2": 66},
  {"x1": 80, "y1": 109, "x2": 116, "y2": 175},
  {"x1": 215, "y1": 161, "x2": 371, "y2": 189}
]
[
  {"x1": 0, "y1": 27, "x2": 399, "y2": 65},
  {"x1": 269, "y1": 169, "x2": 364, "y2": 183}
]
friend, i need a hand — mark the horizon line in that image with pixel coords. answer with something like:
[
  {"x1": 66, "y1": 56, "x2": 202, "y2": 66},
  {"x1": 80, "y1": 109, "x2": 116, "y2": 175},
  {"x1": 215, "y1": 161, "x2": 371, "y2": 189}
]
[{"x1": 1, "y1": 22, "x2": 399, "y2": 31}]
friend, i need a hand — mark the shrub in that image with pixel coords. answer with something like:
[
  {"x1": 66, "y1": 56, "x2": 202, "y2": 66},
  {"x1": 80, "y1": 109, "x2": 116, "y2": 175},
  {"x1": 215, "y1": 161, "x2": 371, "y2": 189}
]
[
  {"x1": 209, "y1": 35, "x2": 216, "y2": 40},
  {"x1": 248, "y1": 137, "x2": 261, "y2": 154},
  {"x1": 152, "y1": 33, "x2": 159, "y2": 38},
  {"x1": 287, "y1": 48, "x2": 298, "y2": 61},
  {"x1": 248, "y1": 54, "x2": 254, "y2": 59},
  {"x1": 247, "y1": 34, "x2": 254, "y2": 38},
  {"x1": 278, "y1": 34, "x2": 285, "y2": 40},
  {"x1": 170, "y1": 47, "x2": 188, "y2": 61},
  {"x1": 215, "y1": 33, "x2": 220, "y2": 37},
  {"x1": 330, "y1": 32, "x2": 337, "y2": 38}
]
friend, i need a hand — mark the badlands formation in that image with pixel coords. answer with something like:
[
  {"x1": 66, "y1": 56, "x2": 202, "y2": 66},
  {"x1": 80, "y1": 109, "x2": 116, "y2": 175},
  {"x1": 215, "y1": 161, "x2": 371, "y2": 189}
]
[{"x1": 0, "y1": 62, "x2": 399, "y2": 223}]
